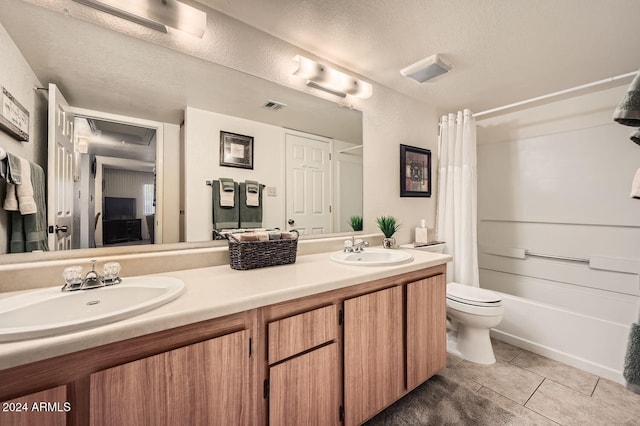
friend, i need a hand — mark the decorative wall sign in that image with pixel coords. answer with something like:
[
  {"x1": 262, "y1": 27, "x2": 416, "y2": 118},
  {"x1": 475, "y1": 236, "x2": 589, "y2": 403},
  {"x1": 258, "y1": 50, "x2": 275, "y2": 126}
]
[
  {"x1": 220, "y1": 131, "x2": 254, "y2": 169},
  {"x1": 0, "y1": 87, "x2": 29, "y2": 142},
  {"x1": 400, "y1": 144, "x2": 431, "y2": 197}
]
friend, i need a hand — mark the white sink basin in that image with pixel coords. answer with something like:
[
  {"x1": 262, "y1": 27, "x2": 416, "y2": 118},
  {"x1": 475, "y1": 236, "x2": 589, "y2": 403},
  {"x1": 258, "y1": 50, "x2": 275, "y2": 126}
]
[
  {"x1": 330, "y1": 248, "x2": 413, "y2": 266},
  {"x1": 0, "y1": 276, "x2": 185, "y2": 342}
]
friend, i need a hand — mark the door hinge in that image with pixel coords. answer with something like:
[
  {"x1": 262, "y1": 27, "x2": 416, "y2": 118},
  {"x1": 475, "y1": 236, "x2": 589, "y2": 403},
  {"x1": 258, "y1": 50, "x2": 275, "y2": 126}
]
[
  {"x1": 338, "y1": 309, "x2": 344, "y2": 326},
  {"x1": 329, "y1": 204, "x2": 332, "y2": 213},
  {"x1": 263, "y1": 379, "x2": 270, "y2": 399},
  {"x1": 329, "y1": 153, "x2": 332, "y2": 160},
  {"x1": 249, "y1": 337, "x2": 252, "y2": 358},
  {"x1": 339, "y1": 405, "x2": 345, "y2": 422}
]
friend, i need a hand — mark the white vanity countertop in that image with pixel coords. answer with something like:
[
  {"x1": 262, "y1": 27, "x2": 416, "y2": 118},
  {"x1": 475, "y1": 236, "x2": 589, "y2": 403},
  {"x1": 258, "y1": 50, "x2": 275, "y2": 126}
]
[{"x1": 0, "y1": 248, "x2": 450, "y2": 370}]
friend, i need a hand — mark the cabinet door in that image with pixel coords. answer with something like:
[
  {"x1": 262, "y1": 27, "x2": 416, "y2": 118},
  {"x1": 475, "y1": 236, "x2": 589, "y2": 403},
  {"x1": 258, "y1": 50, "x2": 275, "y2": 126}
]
[
  {"x1": 407, "y1": 274, "x2": 447, "y2": 389},
  {"x1": 0, "y1": 385, "x2": 67, "y2": 426},
  {"x1": 90, "y1": 329, "x2": 251, "y2": 426},
  {"x1": 344, "y1": 286, "x2": 404, "y2": 426},
  {"x1": 269, "y1": 343, "x2": 340, "y2": 426},
  {"x1": 268, "y1": 304, "x2": 337, "y2": 364}
]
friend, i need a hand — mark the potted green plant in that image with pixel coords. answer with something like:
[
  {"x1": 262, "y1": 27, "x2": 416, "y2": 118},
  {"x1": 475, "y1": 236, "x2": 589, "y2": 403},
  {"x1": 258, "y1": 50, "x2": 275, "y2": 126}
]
[
  {"x1": 376, "y1": 215, "x2": 400, "y2": 248},
  {"x1": 348, "y1": 215, "x2": 363, "y2": 232}
]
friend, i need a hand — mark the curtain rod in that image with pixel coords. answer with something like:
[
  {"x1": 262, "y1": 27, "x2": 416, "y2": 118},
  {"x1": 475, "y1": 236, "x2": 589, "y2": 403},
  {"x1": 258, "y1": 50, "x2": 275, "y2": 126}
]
[{"x1": 472, "y1": 70, "x2": 639, "y2": 119}]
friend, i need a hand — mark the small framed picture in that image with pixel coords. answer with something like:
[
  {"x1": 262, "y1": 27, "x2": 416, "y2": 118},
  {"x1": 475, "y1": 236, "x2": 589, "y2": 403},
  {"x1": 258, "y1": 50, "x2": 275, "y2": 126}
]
[
  {"x1": 0, "y1": 87, "x2": 29, "y2": 142},
  {"x1": 400, "y1": 144, "x2": 431, "y2": 197},
  {"x1": 220, "y1": 131, "x2": 253, "y2": 169}
]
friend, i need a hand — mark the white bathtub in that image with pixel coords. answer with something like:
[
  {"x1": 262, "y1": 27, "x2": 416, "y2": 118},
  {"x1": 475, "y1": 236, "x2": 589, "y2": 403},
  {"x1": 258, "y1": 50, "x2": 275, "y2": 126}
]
[{"x1": 490, "y1": 291, "x2": 631, "y2": 384}]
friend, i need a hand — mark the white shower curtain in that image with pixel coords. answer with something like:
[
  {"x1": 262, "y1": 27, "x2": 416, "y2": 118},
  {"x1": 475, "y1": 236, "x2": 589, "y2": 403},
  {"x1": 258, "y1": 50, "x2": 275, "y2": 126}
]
[{"x1": 436, "y1": 109, "x2": 479, "y2": 287}]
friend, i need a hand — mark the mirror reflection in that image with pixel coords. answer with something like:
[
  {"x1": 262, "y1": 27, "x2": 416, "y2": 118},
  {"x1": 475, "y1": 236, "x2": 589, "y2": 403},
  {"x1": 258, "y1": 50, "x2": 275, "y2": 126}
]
[
  {"x1": 0, "y1": 0, "x2": 363, "y2": 257},
  {"x1": 75, "y1": 117, "x2": 157, "y2": 248}
]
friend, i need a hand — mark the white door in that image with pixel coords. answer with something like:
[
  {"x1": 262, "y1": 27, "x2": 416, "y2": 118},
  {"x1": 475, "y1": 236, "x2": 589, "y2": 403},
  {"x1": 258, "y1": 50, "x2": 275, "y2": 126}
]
[
  {"x1": 285, "y1": 132, "x2": 332, "y2": 235},
  {"x1": 47, "y1": 83, "x2": 75, "y2": 250}
]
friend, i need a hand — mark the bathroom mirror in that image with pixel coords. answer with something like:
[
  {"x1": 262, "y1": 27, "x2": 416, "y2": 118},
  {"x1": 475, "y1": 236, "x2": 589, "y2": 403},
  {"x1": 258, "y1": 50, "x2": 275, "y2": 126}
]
[{"x1": 0, "y1": 0, "x2": 363, "y2": 260}]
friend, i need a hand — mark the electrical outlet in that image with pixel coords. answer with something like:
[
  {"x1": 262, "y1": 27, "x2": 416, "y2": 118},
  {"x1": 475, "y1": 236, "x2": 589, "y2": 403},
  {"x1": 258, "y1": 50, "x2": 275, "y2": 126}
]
[{"x1": 267, "y1": 186, "x2": 277, "y2": 196}]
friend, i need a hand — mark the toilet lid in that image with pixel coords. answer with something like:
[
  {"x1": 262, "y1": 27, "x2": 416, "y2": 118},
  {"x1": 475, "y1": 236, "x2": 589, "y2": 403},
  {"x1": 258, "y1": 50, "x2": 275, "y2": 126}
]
[{"x1": 446, "y1": 282, "x2": 502, "y2": 306}]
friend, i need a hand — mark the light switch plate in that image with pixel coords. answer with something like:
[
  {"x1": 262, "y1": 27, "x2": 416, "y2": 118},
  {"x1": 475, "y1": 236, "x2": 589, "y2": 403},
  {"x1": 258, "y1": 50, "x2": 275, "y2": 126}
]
[{"x1": 267, "y1": 186, "x2": 277, "y2": 196}]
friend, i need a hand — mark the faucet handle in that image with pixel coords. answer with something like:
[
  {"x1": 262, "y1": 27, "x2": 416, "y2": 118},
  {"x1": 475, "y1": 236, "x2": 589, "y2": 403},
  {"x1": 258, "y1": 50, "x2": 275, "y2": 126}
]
[
  {"x1": 62, "y1": 266, "x2": 83, "y2": 291},
  {"x1": 103, "y1": 262, "x2": 122, "y2": 285}
]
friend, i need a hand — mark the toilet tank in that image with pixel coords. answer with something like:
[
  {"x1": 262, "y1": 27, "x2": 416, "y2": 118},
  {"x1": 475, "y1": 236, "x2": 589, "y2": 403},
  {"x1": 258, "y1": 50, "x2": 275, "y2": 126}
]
[{"x1": 399, "y1": 242, "x2": 446, "y2": 253}]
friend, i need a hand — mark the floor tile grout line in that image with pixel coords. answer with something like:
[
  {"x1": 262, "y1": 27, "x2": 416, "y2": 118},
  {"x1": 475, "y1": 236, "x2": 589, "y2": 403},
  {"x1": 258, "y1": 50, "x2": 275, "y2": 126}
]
[
  {"x1": 475, "y1": 377, "x2": 564, "y2": 425},
  {"x1": 590, "y1": 377, "x2": 599, "y2": 397},
  {"x1": 523, "y1": 377, "x2": 546, "y2": 406}
]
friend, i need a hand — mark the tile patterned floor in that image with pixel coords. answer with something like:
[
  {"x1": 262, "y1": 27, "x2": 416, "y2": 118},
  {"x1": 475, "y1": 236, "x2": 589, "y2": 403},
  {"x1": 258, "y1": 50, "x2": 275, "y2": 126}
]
[{"x1": 441, "y1": 339, "x2": 640, "y2": 425}]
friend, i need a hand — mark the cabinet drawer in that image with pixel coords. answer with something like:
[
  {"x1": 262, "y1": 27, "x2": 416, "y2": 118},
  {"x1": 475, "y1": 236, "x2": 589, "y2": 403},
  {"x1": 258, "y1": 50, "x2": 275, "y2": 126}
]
[{"x1": 268, "y1": 305, "x2": 337, "y2": 364}]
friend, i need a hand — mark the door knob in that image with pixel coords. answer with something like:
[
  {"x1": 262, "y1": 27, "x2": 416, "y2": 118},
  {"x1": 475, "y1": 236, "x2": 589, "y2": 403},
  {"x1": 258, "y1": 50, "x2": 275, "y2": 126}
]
[
  {"x1": 288, "y1": 219, "x2": 295, "y2": 225},
  {"x1": 55, "y1": 225, "x2": 68, "y2": 233}
]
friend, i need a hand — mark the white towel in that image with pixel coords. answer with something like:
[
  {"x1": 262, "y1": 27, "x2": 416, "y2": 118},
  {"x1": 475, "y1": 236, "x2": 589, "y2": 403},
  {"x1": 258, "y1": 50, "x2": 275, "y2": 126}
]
[
  {"x1": 219, "y1": 180, "x2": 235, "y2": 207},
  {"x1": 246, "y1": 186, "x2": 259, "y2": 207},
  {"x1": 631, "y1": 168, "x2": 640, "y2": 199},
  {"x1": 3, "y1": 182, "x2": 18, "y2": 211},
  {"x1": 17, "y1": 158, "x2": 36, "y2": 214},
  {"x1": 3, "y1": 157, "x2": 36, "y2": 214}
]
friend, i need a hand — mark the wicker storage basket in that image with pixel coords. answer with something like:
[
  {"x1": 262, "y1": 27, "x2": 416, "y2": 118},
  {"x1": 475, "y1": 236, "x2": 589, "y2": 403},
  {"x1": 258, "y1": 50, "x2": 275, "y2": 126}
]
[{"x1": 227, "y1": 230, "x2": 299, "y2": 270}]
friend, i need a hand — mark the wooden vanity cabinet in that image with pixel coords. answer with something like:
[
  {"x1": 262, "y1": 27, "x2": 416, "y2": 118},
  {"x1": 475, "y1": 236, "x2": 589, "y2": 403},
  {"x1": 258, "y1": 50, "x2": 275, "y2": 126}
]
[
  {"x1": 0, "y1": 311, "x2": 255, "y2": 426},
  {"x1": 264, "y1": 305, "x2": 341, "y2": 426},
  {"x1": 0, "y1": 386, "x2": 68, "y2": 426},
  {"x1": 406, "y1": 274, "x2": 447, "y2": 389},
  {"x1": 263, "y1": 265, "x2": 446, "y2": 426},
  {"x1": 89, "y1": 329, "x2": 251, "y2": 426},
  {"x1": 0, "y1": 265, "x2": 446, "y2": 426},
  {"x1": 269, "y1": 343, "x2": 340, "y2": 426},
  {"x1": 343, "y1": 272, "x2": 447, "y2": 425},
  {"x1": 343, "y1": 286, "x2": 404, "y2": 426}
]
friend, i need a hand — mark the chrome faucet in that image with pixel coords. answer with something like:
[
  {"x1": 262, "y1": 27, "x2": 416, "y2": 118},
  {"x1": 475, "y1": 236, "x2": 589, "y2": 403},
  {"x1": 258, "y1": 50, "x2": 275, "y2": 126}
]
[
  {"x1": 353, "y1": 239, "x2": 369, "y2": 253},
  {"x1": 61, "y1": 260, "x2": 121, "y2": 292},
  {"x1": 344, "y1": 237, "x2": 369, "y2": 253},
  {"x1": 80, "y1": 260, "x2": 102, "y2": 290}
]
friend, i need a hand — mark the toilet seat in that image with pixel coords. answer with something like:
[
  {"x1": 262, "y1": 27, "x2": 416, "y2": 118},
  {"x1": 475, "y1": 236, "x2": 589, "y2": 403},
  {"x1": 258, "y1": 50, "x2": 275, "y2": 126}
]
[
  {"x1": 446, "y1": 282, "x2": 502, "y2": 307},
  {"x1": 446, "y1": 298, "x2": 504, "y2": 316}
]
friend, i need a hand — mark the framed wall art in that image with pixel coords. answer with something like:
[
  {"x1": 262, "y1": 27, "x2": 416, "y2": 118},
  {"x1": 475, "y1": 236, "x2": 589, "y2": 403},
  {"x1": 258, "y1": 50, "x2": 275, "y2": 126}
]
[
  {"x1": 0, "y1": 87, "x2": 29, "y2": 142},
  {"x1": 400, "y1": 144, "x2": 431, "y2": 197},
  {"x1": 220, "y1": 131, "x2": 253, "y2": 169}
]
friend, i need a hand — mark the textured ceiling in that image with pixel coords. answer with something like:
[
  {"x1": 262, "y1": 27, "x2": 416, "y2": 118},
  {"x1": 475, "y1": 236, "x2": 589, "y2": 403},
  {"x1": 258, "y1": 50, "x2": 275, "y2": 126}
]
[
  {"x1": 4, "y1": 0, "x2": 639, "y2": 124},
  {"x1": 202, "y1": 0, "x2": 640, "y2": 115},
  {"x1": 1, "y1": 0, "x2": 363, "y2": 143}
]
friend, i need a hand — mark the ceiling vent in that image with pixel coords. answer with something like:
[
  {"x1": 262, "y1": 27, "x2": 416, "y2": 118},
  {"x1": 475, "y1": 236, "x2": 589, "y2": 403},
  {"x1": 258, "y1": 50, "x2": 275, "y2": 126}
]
[
  {"x1": 400, "y1": 54, "x2": 453, "y2": 83},
  {"x1": 262, "y1": 100, "x2": 287, "y2": 111}
]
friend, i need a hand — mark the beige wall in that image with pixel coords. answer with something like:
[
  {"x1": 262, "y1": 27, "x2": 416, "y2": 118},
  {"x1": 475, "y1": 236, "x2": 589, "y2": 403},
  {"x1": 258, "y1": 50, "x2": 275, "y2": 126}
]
[
  {"x1": 184, "y1": 107, "x2": 286, "y2": 241},
  {"x1": 0, "y1": 22, "x2": 47, "y2": 254},
  {"x1": 162, "y1": 123, "x2": 181, "y2": 243}
]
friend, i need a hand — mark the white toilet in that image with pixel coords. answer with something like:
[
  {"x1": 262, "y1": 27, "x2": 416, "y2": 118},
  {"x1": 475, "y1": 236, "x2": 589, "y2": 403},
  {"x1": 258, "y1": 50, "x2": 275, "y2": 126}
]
[
  {"x1": 446, "y1": 282, "x2": 504, "y2": 364},
  {"x1": 402, "y1": 242, "x2": 504, "y2": 364}
]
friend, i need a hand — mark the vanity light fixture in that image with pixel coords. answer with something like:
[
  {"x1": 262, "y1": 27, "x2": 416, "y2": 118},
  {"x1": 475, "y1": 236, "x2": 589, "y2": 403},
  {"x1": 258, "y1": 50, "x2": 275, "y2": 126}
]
[
  {"x1": 400, "y1": 54, "x2": 453, "y2": 83},
  {"x1": 293, "y1": 55, "x2": 372, "y2": 99},
  {"x1": 72, "y1": 0, "x2": 207, "y2": 38}
]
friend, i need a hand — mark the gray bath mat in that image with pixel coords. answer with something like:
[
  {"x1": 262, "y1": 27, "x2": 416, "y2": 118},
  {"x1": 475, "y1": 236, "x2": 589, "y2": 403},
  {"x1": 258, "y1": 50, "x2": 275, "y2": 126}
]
[{"x1": 364, "y1": 374, "x2": 517, "y2": 425}]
